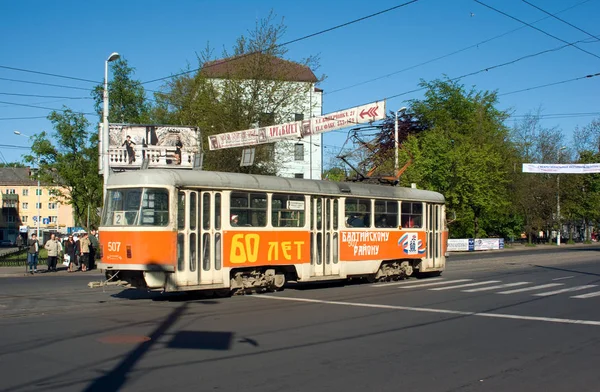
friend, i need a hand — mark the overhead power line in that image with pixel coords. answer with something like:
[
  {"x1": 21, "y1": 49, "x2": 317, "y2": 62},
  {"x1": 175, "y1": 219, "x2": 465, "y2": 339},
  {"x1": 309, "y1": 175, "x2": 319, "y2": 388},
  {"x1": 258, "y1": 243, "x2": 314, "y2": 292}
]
[
  {"x1": 0, "y1": 65, "x2": 99, "y2": 84},
  {"x1": 0, "y1": 92, "x2": 91, "y2": 99},
  {"x1": 0, "y1": 100, "x2": 96, "y2": 115},
  {"x1": 141, "y1": 0, "x2": 421, "y2": 85},
  {"x1": 326, "y1": 0, "x2": 593, "y2": 95},
  {"x1": 0, "y1": 77, "x2": 92, "y2": 91},
  {"x1": 0, "y1": 115, "x2": 48, "y2": 121},
  {"x1": 499, "y1": 72, "x2": 600, "y2": 96},
  {"x1": 522, "y1": 0, "x2": 600, "y2": 41},
  {"x1": 474, "y1": 0, "x2": 600, "y2": 61}
]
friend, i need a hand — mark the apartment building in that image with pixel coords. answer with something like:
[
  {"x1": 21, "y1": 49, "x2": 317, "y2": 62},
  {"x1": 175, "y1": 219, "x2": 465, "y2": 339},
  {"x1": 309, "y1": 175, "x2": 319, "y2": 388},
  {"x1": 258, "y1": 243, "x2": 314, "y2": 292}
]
[{"x1": 0, "y1": 167, "x2": 75, "y2": 243}]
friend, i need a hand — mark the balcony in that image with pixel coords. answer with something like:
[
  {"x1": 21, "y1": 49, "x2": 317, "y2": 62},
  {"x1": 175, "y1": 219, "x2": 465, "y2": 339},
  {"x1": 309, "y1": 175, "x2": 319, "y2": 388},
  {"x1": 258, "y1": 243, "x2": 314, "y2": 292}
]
[
  {"x1": 108, "y1": 146, "x2": 199, "y2": 170},
  {"x1": 1, "y1": 194, "x2": 18, "y2": 202}
]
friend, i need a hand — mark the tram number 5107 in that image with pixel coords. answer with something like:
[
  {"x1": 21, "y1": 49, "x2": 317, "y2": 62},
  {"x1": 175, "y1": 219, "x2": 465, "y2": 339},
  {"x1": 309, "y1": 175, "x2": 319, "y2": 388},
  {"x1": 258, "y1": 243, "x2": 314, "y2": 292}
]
[{"x1": 107, "y1": 242, "x2": 121, "y2": 252}]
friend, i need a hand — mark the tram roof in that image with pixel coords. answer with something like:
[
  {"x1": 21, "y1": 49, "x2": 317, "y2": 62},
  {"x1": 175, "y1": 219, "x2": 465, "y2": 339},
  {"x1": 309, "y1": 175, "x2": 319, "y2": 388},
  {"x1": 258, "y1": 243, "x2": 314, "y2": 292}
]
[{"x1": 107, "y1": 169, "x2": 445, "y2": 203}]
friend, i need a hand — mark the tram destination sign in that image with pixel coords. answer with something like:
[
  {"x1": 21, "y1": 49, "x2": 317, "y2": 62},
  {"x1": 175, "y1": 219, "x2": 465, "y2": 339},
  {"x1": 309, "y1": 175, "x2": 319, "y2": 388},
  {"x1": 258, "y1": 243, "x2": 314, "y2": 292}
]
[{"x1": 208, "y1": 100, "x2": 386, "y2": 151}]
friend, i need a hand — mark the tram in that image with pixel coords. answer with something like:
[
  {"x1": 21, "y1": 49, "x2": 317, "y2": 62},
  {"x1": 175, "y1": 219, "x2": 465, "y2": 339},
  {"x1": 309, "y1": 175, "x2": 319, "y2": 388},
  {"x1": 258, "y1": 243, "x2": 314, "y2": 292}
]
[{"x1": 97, "y1": 169, "x2": 448, "y2": 294}]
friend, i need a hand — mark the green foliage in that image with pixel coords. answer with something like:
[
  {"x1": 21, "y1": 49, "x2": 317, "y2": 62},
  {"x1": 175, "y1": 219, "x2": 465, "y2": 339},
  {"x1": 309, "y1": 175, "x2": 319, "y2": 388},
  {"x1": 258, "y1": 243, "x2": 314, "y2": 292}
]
[
  {"x1": 92, "y1": 58, "x2": 150, "y2": 124},
  {"x1": 322, "y1": 167, "x2": 346, "y2": 182},
  {"x1": 404, "y1": 78, "x2": 512, "y2": 238},
  {"x1": 23, "y1": 108, "x2": 102, "y2": 229},
  {"x1": 0, "y1": 162, "x2": 26, "y2": 167},
  {"x1": 151, "y1": 11, "x2": 323, "y2": 174}
]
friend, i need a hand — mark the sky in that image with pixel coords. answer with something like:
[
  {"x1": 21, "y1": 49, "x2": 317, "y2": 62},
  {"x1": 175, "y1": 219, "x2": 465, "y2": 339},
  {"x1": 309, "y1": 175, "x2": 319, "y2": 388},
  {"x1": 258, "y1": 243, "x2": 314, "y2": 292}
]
[{"x1": 1, "y1": 0, "x2": 598, "y2": 167}]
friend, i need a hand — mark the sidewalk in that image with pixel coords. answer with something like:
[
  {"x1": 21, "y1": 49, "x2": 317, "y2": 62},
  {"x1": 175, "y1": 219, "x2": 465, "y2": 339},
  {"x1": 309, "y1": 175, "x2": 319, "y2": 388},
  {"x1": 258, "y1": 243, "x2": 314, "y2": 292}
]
[{"x1": 0, "y1": 265, "x2": 99, "y2": 278}]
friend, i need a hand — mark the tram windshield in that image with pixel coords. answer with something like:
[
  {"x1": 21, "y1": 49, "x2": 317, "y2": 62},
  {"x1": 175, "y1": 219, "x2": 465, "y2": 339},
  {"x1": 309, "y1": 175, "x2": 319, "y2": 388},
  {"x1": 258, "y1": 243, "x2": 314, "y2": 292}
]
[{"x1": 102, "y1": 187, "x2": 170, "y2": 227}]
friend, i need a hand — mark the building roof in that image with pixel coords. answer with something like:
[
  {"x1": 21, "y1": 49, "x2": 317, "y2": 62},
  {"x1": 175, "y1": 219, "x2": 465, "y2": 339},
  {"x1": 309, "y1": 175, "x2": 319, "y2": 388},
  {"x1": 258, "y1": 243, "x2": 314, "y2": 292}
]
[
  {"x1": 202, "y1": 53, "x2": 318, "y2": 83},
  {"x1": 0, "y1": 167, "x2": 37, "y2": 186}
]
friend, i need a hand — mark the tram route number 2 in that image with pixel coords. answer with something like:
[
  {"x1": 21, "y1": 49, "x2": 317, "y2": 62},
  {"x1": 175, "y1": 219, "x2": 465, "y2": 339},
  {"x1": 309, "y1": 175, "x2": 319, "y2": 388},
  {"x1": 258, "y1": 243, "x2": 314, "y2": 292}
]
[
  {"x1": 107, "y1": 242, "x2": 121, "y2": 252},
  {"x1": 230, "y1": 234, "x2": 304, "y2": 264}
]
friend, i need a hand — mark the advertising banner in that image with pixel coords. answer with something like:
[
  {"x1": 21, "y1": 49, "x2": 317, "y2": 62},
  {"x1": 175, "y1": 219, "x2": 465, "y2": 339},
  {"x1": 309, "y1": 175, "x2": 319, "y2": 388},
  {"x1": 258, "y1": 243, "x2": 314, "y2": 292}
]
[
  {"x1": 523, "y1": 163, "x2": 600, "y2": 174},
  {"x1": 447, "y1": 239, "x2": 473, "y2": 252}
]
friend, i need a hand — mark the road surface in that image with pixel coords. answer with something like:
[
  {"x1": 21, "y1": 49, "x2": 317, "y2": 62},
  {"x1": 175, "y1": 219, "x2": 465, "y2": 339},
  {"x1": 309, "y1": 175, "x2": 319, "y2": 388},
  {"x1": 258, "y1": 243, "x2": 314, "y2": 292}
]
[{"x1": 1, "y1": 246, "x2": 600, "y2": 391}]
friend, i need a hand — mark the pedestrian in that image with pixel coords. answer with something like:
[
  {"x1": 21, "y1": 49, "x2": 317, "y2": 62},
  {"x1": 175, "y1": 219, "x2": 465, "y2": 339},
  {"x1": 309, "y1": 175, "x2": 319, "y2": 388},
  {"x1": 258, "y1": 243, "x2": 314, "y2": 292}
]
[
  {"x1": 16, "y1": 234, "x2": 23, "y2": 250},
  {"x1": 88, "y1": 228, "x2": 99, "y2": 270},
  {"x1": 79, "y1": 232, "x2": 91, "y2": 272},
  {"x1": 64, "y1": 235, "x2": 79, "y2": 272},
  {"x1": 44, "y1": 233, "x2": 62, "y2": 272},
  {"x1": 27, "y1": 233, "x2": 40, "y2": 274}
]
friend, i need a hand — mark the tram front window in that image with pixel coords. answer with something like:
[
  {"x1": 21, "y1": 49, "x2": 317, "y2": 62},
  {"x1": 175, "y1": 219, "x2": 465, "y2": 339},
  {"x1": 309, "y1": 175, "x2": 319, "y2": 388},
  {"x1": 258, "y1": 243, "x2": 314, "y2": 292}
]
[{"x1": 102, "y1": 188, "x2": 170, "y2": 226}]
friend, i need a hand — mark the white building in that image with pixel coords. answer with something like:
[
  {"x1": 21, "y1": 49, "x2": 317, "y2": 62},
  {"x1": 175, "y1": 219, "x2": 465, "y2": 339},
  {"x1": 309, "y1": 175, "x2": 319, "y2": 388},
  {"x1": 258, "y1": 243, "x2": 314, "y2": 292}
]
[{"x1": 203, "y1": 54, "x2": 323, "y2": 179}]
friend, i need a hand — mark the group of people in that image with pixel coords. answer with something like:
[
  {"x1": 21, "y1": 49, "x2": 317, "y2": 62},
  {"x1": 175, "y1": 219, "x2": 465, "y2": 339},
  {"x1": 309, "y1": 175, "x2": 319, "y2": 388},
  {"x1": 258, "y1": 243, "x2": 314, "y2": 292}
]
[
  {"x1": 23, "y1": 229, "x2": 99, "y2": 275},
  {"x1": 122, "y1": 135, "x2": 184, "y2": 165}
]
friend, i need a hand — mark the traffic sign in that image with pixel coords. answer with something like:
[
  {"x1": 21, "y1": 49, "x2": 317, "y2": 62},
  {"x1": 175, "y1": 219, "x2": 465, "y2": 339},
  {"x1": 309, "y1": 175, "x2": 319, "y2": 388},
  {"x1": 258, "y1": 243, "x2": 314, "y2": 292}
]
[
  {"x1": 208, "y1": 100, "x2": 386, "y2": 150},
  {"x1": 32, "y1": 216, "x2": 38, "y2": 222},
  {"x1": 42, "y1": 218, "x2": 49, "y2": 225}
]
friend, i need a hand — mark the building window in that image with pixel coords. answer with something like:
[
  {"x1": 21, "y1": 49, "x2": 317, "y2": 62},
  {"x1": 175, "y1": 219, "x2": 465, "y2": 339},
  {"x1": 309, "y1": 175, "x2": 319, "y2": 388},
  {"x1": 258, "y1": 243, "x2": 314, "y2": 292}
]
[
  {"x1": 22, "y1": 202, "x2": 28, "y2": 210},
  {"x1": 50, "y1": 216, "x2": 57, "y2": 223},
  {"x1": 36, "y1": 202, "x2": 42, "y2": 209},
  {"x1": 294, "y1": 173, "x2": 304, "y2": 178},
  {"x1": 294, "y1": 144, "x2": 304, "y2": 161},
  {"x1": 6, "y1": 189, "x2": 15, "y2": 194},
  {"x1": 22, "y1": 189, "x2": 29, "y2": 196},
  {"x1": 48, "y1": 202, "x2": 57, "y2": 210},
  {"x1": 36, "y1": 189, "x2": 42, "y2": 196},
  {"x1": 22, "y1": 216, "x2": 28, "y2": 223},
  {"x1": 294, "y1": 113, "x2": 304, "y2": 121},
  {"x1": 7, "y1": 216, "x2": 15, "y2": 223}
]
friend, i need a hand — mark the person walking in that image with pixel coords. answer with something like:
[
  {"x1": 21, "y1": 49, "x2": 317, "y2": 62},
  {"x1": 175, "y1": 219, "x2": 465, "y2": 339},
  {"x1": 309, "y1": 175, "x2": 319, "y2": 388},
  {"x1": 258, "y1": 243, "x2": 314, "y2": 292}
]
[
  {"x1": 64, "y1": 235, "x2": 79, "y2": 272},
  {"x1": 27, "y1": 233, "x2": 40, "y2": 274},
  {"x1": 44, "y1": 233, "x2": 62, "y2": 272},
  {"x1": 79, "y1": 232, "x2": 91, "y2": 272}
]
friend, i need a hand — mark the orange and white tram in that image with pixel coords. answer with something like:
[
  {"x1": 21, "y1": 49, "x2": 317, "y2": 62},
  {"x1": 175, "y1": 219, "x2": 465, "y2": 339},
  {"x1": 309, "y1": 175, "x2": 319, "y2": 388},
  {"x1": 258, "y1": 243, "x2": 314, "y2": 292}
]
[{"x1": 98, "y1": 169, "x2": 448, "y2": 293}]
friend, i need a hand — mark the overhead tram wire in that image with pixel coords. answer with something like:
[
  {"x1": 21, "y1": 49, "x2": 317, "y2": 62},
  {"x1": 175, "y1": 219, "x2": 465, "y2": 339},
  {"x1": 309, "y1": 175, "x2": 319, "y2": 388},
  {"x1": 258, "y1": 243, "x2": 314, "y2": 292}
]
[
  {"x1": 0, "y1": 92, "x2": 91, "y2": 99},
  {"x1": 0, "y1": 116, "x2": 47, "y2": 121},
  {"x1": 0, "y1": 100, "x2": 96, "y2": 115},
  {"x1": 326, "y1": 0, "x2": 594, "y2": 96},
  {"x1": 140, "y1": 0, "x2": 421, "y2": 85},
  {"x1": 522, "y1": 0, "x2": 600, "y2": 41},
  {"x1": 499, "y1": 72, "x2": 600, "y2": 96},
  {"x1": 0, "y1": 65, "x2": 100, "y2": 84},
  {"x1": 473, "y1": 0, "x2": 600, "y2": 61}
]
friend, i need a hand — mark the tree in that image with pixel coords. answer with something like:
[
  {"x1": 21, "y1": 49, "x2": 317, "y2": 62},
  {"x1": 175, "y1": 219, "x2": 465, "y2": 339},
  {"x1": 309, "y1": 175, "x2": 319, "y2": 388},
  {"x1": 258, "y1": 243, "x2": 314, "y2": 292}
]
[
  {"x1": 23, "y1": 108, "x2": 102, "y2": 229},
  {"x1": 0, "y1": 162, "x2": 25, "y2": 167},
  {"x1": 92, "y1": 58, "x2": 150, "y2": 124},
  {"x1": 152, "y1": 11, "x2": 324, "y2": 174}
]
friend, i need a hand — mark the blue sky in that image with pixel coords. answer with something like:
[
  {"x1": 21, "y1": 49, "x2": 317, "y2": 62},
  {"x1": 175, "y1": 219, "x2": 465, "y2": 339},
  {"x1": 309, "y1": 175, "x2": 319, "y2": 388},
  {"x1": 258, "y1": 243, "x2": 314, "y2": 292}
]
[{"x1": 1, "y1": 0, "x2": 598, "y2": 166}]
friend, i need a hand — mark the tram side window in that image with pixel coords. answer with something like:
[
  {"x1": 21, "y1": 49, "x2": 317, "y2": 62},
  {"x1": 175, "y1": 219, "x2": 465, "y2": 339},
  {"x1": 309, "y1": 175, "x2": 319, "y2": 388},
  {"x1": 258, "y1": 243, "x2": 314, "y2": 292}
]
[
  {"x1": 401, "y1": 202, "x2": 423, "y2": 228},
  {"x1": 345, "y1": 198, "x2": 371, "y2": 228},
  {"x1": 272, "y1": 194, "x2": 305, "y2": 227},
  {"x1": 230, "y1": 192, "x2": 267, "y2": 227},
  {"x1": 374, "y1": 200, "x2": 398, "y2": 228}
]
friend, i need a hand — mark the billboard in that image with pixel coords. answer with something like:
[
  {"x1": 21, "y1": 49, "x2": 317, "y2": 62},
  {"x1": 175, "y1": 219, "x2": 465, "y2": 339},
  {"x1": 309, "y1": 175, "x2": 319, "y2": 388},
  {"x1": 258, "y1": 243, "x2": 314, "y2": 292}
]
[
  {"x1": 100, "y1": 124, "x2": 200, "y2": 169},
  {"x1": 208, "y1": 100, "x2": 386, "y2": 151},
  {"x1": 523, "y1": 163, "x2": 600, "y2": 174}
]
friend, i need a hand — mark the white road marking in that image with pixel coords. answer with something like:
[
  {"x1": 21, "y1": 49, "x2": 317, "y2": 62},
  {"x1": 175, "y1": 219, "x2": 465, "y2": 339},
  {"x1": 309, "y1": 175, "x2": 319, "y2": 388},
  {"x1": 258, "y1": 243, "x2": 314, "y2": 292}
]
[
  {"x1": 552, "y1": 276, "x2": 575, "y2": 281},
  {"x1": 462, "y1": 282, "x2": 531, "y2": 293},
  {"x1": 429, "y1": 280, "x2": 501, "y2": 291},
  {"x1": 254, "y1": 295, "x2": 600, "y2": 327},
  {"x1": 497, "y1": 283, "x2": 564, "y2": 294},
  {"x1": 533, "y1": 285, "x2": 598, "y2": 297},
  {"x1": 571, "y1": 291, "x2": 600, "y2": 299},
  {"x1": 398, "y1": 279, "x2": 473, "y2": 289},
  {"x1": 372, "y1": 277, "x2": 444, "y2": 288}
]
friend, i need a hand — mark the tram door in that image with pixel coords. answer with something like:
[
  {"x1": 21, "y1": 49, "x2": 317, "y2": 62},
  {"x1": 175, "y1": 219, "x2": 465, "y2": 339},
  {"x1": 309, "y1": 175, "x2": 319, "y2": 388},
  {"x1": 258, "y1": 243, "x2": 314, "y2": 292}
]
[
  {"x1": 310, "y1": 197, "x2": 340, "y2": 277},
  {"x1": 175, "y1": 190, "x2": 223, "y2": 287},
  {"x1": 426, "y1": 203, "x2": 444, "y2": 269}
]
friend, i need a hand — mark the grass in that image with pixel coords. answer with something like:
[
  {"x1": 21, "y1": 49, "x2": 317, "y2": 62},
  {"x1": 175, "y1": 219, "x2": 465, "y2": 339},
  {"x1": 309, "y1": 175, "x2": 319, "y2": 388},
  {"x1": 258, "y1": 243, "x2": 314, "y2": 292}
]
[{"x1": 0, "y1": 248, "x2": 49, "y2": 267}]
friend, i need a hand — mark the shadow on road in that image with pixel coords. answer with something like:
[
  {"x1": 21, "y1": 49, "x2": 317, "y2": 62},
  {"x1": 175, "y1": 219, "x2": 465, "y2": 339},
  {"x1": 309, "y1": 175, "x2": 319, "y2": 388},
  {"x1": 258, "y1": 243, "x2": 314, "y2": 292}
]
[{"x1": 530, "y1": 264, "x2": 600, "y2": 277}]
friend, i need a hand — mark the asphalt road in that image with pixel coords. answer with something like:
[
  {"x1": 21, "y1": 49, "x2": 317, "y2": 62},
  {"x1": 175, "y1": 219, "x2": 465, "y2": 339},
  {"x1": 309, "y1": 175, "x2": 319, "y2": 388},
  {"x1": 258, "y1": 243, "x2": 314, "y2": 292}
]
[{"x1": 1, "y1": 246, "x2": 600, "y2": 392}]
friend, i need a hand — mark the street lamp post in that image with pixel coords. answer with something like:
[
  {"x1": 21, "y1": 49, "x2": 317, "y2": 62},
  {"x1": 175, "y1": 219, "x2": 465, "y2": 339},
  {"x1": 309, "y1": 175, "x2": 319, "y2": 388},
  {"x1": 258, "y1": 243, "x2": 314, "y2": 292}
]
[
  {"x1": 103, "y1": 52, "x2": 120, "y2": 201},
  {"x1": 556, "y1": 146, "x2": 567, "y2": 246},
  {"x1": 14, "y1": 131, "x2": 40, "y2": 242},
  {"x1": 394, "y1": 107, "x2": 407, "y2": 175}
]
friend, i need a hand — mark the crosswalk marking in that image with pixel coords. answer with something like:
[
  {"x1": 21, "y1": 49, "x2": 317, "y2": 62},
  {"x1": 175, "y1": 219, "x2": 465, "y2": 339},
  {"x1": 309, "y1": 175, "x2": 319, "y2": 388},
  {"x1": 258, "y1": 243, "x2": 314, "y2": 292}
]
[
  {"x1": 462, "y1": 282, "x2": 531, "y2": 293},
  {"x1": 398, "y1": 279, "x2": 473, "y2": 289},
  {"x1": 533, "y1": 285, "x2": 597, "y2": 297},
  {"x1": 429, "y1": 280, "x2": 501, "y2": 291},
  {"x1": 571, "y1": 291, "x2": 600, "y2": 299},
  {"x1": 372, "y1": 277, "x2": 444, "y2": 288},
  {"x1": 497, "y1": 283, "x2": 564, "y2": 294}
]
